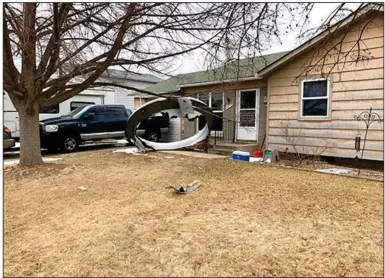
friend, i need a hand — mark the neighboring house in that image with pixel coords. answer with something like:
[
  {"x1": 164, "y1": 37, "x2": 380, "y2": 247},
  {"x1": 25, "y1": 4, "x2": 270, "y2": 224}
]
[
  {"x1": 4, "y1": 69, "x2": 162, "y2": 139},
  {"x1": 99, "y1": 69, "x2": 162, "y2": 111},
  {"x1": 144, "y1": 4, "x2": 384, "y2": 161}
]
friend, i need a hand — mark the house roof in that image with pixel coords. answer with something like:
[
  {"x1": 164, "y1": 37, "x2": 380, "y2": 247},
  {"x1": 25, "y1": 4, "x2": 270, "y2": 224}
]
[
  {"x1": 144, "y1": 51, "x2": 288, "y2": 94},
  {"x1": 258, "y1": 3, "x2": 384, "y2": 77},
  {"x1": 101, "y1": 68, "x2": 163, "y2": 83}
]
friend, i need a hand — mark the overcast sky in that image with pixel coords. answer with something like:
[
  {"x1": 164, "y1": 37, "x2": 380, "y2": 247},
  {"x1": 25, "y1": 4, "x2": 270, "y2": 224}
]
[
  {"x1": 163, "y1": 2, "x2": 361, "y2": 76},
  {"x1": 11, "y1": 3, "x2": 361, "y2": 79}
]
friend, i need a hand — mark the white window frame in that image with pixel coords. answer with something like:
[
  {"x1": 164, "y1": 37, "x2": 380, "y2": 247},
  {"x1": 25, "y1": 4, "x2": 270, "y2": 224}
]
[
  {"x1": 300, "y1": 78, "x2": 330, "y2": 118},
  {"x1": 196, "y1": 92, "x2": 224, "y2": 133}
]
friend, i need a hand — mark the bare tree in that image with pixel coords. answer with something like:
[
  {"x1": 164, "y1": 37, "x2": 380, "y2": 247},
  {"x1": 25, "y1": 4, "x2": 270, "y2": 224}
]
[
  {"x1": 4, "y1": 3, "x2": 377, "y2": 166},
  {"x1": 294, "y1": 3, "x2": 384, "y2": 80},
  {"x1": 4, "y1": 3, "x2": 314, "y2": 166}
]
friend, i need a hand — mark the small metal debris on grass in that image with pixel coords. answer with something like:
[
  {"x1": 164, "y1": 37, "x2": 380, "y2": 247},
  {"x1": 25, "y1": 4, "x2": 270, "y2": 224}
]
[
  {"x1": 166, "y1": 180, "x2": 201, "y2": 194},
  {"x1": 78, "y1": 186, "x2": 87, "y2": 191}
]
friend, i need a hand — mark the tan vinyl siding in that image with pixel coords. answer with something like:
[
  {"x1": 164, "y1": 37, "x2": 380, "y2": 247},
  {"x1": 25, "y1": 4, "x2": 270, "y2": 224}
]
[
  {"x1": 258, "y1": 87, "x2": 268, "y2": 145},
  {"x1": 134, "y1": 97, "x2": 141, "y2": 109},
  {"x1": 267, "y1": 13, "x2": 384, "y2": 161}
]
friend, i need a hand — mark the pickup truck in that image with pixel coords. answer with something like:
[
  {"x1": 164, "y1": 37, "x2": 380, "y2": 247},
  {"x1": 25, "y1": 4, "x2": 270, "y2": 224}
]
[{"x1": 39, "y1": 104, "x2": 170, "y2": 152}]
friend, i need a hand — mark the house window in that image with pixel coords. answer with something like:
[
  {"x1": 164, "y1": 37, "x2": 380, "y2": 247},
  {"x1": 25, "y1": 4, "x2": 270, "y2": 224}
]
[
  {"x1": 301, "y1": 79, "x2": 329, "y2": 117},
  {"x1": 41, "y1": 104, "x2": 59, "y2": 114},
  {"x1": 134, "y1": 97, "x2": 156, "y2": 109},
  {"x1": 70, "y1": 101, "x2": 95, "y2": 111},
  {"x1": 197, "y1": 92, "x2": 224, "y2": 131}
]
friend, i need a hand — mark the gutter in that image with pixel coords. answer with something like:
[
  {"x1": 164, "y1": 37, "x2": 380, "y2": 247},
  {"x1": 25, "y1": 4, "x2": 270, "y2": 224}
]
[
  {"x1": 131, "y1": 73, "x2": 265, "y2": 98},
  {"x1": 127, "y1": 89, "x2": 180, "y2": 97},
  {"x1": 179, "y1": 75, "x2": 263, "y2": 88}
]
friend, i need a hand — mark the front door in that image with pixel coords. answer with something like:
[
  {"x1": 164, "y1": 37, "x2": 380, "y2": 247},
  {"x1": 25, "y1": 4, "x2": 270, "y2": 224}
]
[{"x1": 236, "y1": 89, "x2": 259, "y2": 141}]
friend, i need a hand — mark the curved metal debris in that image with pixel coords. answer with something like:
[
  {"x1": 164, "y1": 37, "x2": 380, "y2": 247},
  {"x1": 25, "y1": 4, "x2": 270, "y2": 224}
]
[{"x1": 125, "y1": 97, "x2": 214, "y2": 151}]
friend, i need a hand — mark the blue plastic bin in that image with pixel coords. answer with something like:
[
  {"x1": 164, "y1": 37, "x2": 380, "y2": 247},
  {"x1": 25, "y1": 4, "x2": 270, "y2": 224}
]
[{"x1": 232, "y1": 151, "x2": 250, "y2": 162}]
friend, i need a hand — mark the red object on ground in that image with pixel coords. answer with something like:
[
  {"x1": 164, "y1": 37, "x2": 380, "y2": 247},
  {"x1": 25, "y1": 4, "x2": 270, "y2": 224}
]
[
  {"x1": 253, "y1": 150, "x2": 263, "y2": 158},
  {"x1": 4, "y1": 128, "x2": 11, "y2": 135}
]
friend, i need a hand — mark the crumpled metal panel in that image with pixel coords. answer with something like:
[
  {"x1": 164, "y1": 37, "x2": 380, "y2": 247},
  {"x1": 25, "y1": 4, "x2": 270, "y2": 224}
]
[{"x1": 125, "y1": 97, "x2": 214, "y2": 151}]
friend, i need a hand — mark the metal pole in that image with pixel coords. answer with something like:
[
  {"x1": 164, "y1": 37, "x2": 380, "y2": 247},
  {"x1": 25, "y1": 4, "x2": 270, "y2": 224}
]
[
  {"x1": 355, "y1": 107, "x2": 382, "y2": 176},
  {"x1": 360, "y1": 107, "x2": 372, "y2": 160}
]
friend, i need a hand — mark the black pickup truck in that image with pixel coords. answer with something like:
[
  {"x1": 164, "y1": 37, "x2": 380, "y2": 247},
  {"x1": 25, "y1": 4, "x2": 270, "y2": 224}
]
[{"x1": 40, "y1": 104, "x2": 169, "y2": 152}]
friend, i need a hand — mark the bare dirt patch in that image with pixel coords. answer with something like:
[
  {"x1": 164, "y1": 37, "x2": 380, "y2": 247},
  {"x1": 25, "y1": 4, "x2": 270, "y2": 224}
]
[{"x1": 4, "y1": 148, "x2": 383, "y2": 277}]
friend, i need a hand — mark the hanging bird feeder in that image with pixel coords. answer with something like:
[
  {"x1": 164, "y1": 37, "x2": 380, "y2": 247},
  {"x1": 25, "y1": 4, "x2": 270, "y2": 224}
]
[{"x1": 354, "y1": 133, "x2": 361, "y2": 152}]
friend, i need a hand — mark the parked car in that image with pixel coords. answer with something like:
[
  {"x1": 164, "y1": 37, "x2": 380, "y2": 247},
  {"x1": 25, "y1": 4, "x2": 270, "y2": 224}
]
[
  {"x1": 39, "y1": 104, "x2": 170, "y2": 152},
  {"x1": 3, "y1": 125, "x2": 15, "y2": 149}
]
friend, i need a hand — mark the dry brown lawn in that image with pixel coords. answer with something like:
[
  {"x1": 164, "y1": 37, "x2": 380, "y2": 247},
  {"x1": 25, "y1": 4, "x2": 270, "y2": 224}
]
[{"x1": 4, "y1": 148, "x2": 383, "y2": 277}]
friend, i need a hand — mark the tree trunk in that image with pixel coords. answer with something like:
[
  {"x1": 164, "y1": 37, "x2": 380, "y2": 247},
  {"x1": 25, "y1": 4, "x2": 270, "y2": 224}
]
[{"x1": 18, "y1": 103, "x2": 43, "y2": 167}]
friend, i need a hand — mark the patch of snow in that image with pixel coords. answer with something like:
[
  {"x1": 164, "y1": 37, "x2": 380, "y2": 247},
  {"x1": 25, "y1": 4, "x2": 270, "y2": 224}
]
[
  {"x1": 315, "y1": 168, "x2": 351, "y2": 175},
  {"x1": 78, "y1": 186, "x2": 87, "y2": 191},
  {"x1": 165, "y1": 156, "x2": 174, "y2": 159},
  {"x1": 113, "y1": 148, "x2": 140, "y2": 154},
  {"x1": 115, "y1": 139, "x2": 128, "y2": 144},
  {"x1": 43, "y1": 157, "x2": 63, "y2": 162},
  {"x1": 4, "y1": 157, "x2": 62, "y2": 167},
  {"x1": 14, "y1": 142, "x2": 20, "y2": 148},
  {"x1": 3, "y1": 159, "x2": 20, "y2": 166}
]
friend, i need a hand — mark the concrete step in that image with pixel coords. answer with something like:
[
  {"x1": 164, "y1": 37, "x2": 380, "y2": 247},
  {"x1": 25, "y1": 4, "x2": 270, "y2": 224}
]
[
  {"x1": 212, "y1": 143, "x2": 260, "y2": 154},
  {"x1": 208, "y1": 148, "x2": 234, "y2": 156}
]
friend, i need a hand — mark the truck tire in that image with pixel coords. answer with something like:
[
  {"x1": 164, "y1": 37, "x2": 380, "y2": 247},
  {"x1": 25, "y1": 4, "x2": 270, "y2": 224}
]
[
  {"x1": 145, "y1": 130, "x2": 161, "y2": 142},
  {"x1": 61, "y1": 134, "x2": 80, "y2": 152}
]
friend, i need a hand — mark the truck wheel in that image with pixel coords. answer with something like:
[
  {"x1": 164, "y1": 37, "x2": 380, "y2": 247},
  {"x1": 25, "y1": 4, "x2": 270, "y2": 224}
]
[
  {"x1": 146, "y1": 130, "x2": 160, "y2": 142},
  {"x1": 61, "y1": 134, "x2": 79, "y2": 152}
]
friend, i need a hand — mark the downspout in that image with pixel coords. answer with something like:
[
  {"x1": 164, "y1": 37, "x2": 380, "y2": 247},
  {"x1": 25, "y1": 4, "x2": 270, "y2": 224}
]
[{"x1": 265, "y1": 76, "x2": 271, "y2": 151}]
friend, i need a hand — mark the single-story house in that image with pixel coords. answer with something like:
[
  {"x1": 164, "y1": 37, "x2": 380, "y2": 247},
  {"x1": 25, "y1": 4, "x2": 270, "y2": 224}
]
[{"x1": 144, "y1": 4, "x2": 384, "y2": 161}]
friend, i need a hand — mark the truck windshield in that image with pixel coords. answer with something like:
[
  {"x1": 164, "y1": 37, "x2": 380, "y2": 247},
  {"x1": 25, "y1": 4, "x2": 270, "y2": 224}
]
[{"x1": 64, "y1": 106, "x2": 90, "y2": 118}]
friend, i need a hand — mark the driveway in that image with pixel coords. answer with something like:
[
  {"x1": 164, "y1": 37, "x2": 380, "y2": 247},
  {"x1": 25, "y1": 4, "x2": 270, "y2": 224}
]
[{"x1": 3, "y1": 139, "x2": 130, "y2": 166}]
